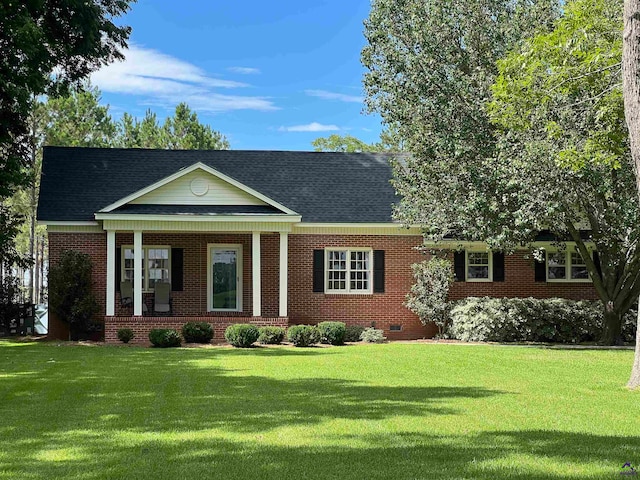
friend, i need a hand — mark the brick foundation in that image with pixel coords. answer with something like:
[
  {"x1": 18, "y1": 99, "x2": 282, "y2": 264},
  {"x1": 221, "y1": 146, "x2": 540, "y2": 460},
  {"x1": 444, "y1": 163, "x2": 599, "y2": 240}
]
[{"x1": 105, "y1": 316, "x2": 288, "y2": 345}]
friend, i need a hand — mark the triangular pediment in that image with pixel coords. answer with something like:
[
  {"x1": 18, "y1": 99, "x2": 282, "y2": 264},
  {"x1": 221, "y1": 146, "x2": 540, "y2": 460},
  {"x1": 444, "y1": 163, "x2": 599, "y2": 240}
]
[{"x1": 99, "y1": 163, "x2": 298, "y2": 215}]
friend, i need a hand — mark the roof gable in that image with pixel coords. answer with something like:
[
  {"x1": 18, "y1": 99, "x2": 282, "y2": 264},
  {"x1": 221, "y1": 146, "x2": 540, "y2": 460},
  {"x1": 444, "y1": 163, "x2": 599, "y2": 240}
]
[{"x1": 100, "y1": 162, "x2": 297, "y2": 215}]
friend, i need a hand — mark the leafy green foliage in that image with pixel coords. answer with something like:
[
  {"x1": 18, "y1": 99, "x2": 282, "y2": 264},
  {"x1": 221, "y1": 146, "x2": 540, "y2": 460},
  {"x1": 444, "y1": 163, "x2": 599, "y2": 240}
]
[
  {"x1": 48, "y1": 250, "x2": 99, "y2": 334},
  {"x1": 118, "y1": 104, "x2": 230, "y2": 150},
  {"x1": 286, "y1": 325, "x2": 321, "y2": 347},
  {"x1": 117, "y1": 328, "x2": 134, "y2": 344},
  {"x1": 181, "y1": 322, "x2": 214, "y2": 344},
  {"x1": 257, "y1": 326, "x2": 286, "y2": 345},
  {"x1": 449, "y1": 297, "x2": 637, "y2": 344},
  {"x1": 344, "y1": 325, "x2": 365, "y2": 343},
  {"x1": 0, "y1": 1, "x2": 132, "y2": 265},
  {"x1": 317, "y1": 322, "x2": 346, "y2": 346},
  {"x1": 405, "y1": 258, "x2": 454, "y2": 336},
  {"x1": 224, "y1": 324, "x2": 259, "y2": 348},
  {"x1": 360, "y1": 328, "x2": 386, "y2": 343},
  {"x1": 312, "y1": 135, "x2": 378, "y2": 152},
  {"x1": 148, "y1": 329, "x2": 182, "y2": 348}
]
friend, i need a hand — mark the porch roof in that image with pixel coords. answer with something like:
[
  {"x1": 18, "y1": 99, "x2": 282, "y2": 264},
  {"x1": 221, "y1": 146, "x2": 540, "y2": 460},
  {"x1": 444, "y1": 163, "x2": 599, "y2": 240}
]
[{"x1": 112, "y1": 204, "x2": 284, "y2": 215}]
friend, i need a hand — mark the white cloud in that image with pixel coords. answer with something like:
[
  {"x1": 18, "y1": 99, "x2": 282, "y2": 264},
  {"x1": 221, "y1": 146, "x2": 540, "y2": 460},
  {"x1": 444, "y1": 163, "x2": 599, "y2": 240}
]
[
  {"x1": 278, "y1": 122, "x2": 340, "y2": 132},
  {"x1": 305, "y1": 89, "x2": 363, "y2": 103},
  {"x1": 91, "y1": 45, "x2": 277, "y2": 113},
  {"x1": 228, "y1": 66, "x2": 261, "y2": 75}
]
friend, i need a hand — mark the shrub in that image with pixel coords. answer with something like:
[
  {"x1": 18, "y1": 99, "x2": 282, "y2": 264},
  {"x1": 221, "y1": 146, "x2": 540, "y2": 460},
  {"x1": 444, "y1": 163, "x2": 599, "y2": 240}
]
[
  {"x1": 287, "y1": 325, "x2": 321, "y2": 347},
  {"x1": 448, "y1": 297, "x2": 638, "y2": 344},
  {"x1": 117, "y1": 328, "x2": 134, "y2": 344},
  {"x1": 405, "y1": 258, "x2": 454, "y2": 336},
  {"x1": 224, "y1": 324, "x2": 259, "y2": 347},
  {"x1": 258, "y1": 326, "x2": 286, "y2": 345},
  {"x1": 344, "y1": 325, "x2": 365, "y2": 342},
  {"x1": 181, "y1": 322, "x2": 214, "y2": 344},
  {"x1": 48, "y1": 250, "x2": 99, "y2": 338},
  {"x1": 317, "y1": 321, "x2": 346, "y2": 345},
  {"x1": 149, "y1": 329, "x2": 182, "y2": 348},
  {"x1": 360, "y1": 327, "x2": 386, "y2": 343}
]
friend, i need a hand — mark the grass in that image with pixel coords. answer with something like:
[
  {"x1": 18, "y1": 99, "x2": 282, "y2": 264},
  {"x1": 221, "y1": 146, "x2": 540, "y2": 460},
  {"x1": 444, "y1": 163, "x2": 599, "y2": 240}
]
[{"x1": 0, "y1": 340, "x2": 638, "y2": 479}]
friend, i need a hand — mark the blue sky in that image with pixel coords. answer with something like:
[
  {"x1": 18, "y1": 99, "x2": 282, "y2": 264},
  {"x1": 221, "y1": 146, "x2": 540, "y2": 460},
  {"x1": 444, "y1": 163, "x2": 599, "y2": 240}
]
[{"x1": 91, "y1": 0, "x2": 383, "y2": 151}]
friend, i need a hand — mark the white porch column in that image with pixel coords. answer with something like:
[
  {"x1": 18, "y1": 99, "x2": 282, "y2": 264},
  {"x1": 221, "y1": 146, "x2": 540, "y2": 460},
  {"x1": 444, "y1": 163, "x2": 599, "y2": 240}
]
[
  {"x1": 106, "y1": 230, "x2": 116, "y2": 316},
  {"x1": 279, "y1": 232, "x2": 288, "y2": 317},
  {"x1": 252, "y1": 231, "x2": 261, "y2": 317},
  {"x1": 133, "y1": 231, "x2": 143, "y2": 316}
]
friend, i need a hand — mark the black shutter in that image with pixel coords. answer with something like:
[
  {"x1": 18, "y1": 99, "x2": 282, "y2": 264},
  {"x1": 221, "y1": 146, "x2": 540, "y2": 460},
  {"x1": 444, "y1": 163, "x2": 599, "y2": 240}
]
[
  {"x1": 454, "y1": 251, "x2": 465, "y2": 282},
  {"x1": 171, "y1": 248, "x2": 183, "y2": 291},
  {"x1": 593, "y1": 251, "x2": 602, "y2": 278},
  {"x1": 115, "y1": 247, "x2": 121, "y2": 292},
  {"x1": 313, "y1": 249, "x2": 324, "y2": 292},
  {"x1": 534, "y1": 251, "x2": 547, "y2": 282},
  {"x1": 373, "y1": 250, "x2": 385, "y2": 293},
  {"x1": 493, "y1": 252, "x2": 505, "y2": 282}
]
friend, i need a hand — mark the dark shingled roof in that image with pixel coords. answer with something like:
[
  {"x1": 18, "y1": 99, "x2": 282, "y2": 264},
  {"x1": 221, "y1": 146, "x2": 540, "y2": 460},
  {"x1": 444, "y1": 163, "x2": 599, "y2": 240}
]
[{"x1": 37, "y1": 147, "x2": 399, "y2": 223}]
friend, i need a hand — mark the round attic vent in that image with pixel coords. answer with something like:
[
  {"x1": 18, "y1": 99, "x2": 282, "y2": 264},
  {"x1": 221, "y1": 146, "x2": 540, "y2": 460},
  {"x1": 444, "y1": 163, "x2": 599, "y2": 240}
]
[{"x1": 190, "y1": 177, "x2": 209, "y2": 196}]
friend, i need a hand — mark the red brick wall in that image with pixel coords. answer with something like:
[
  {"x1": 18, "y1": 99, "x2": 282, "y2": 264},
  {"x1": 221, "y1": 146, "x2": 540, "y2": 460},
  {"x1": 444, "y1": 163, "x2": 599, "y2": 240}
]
[
  {"x1": 448, "y1": 251, "x2": 598, "y2": 301},
  {"x1": 48, "y1": 231, "x2": 599, "y2": 341},
  {"x1": 105, "y1": 316, "x2": 287, "y2": 345}
]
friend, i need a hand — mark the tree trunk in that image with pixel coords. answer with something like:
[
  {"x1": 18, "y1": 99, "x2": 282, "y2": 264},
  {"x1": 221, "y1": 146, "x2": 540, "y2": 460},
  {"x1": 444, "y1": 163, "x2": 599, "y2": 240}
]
[
  {"x1": 602, "y1": 307, "x2": 624, "y2": 346},
  {"x1": 33, "y1": 235, "x2": 39, "y2": 305},
  {"x1": 624, "y1": 0, "x2": 640, "y2": 388}
]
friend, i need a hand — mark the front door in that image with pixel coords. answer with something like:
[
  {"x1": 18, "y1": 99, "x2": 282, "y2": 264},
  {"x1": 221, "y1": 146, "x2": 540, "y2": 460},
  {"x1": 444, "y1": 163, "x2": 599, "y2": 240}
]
[{"x1": 208, "y1": 245, "x2": 242, "y2": 312}]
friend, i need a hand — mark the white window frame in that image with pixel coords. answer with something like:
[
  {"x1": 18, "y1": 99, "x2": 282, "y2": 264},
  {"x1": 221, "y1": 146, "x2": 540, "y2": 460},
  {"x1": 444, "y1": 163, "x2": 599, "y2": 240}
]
[
  {"x1": 546, "y1": 247, "x2": 592, "y2": 283},
  {"x1": 465, "y1": 250, "x2": 493, "y2": 282},
  {"x1": 325, "y1": 248, "x2": 373, "y2": 294},
  {"x1": 121, "y1": 245, "x2": 171, "y2": 293},
  {"x1": 207, "y1": 244, "x2": 243, "y2": 312}
]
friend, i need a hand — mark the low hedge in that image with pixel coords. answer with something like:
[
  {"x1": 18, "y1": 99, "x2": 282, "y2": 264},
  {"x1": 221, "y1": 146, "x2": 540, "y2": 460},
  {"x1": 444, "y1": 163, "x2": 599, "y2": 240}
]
[
  {"x1": 448, "y1": 297, "x2": 637, "y2": 343},
  {"x1": 181, "y1": 322, "x2": 214, "y2": 344},
  {"x1": 344, "y1": 325, "x2": 365, "y2": 342},
  {"x1": 360, "y1": 327, "x2": 386, "y2": 343},
  {"x1": 317, "y1": 321, "x2": 346, "y2": 345},
  {"x1": 287, "y1": 325, "x2": 321, "y2": 347},
  {"x1": 225, "y1": 324, "x2": 259, "y2": 348},
  {"x1": 258, "y1": 326, "x2": 286, "y2": 345},
  {"x1": 117, "y1": 328, "x2": 134, "y2": 344},
  {"x1": 149, "y1": 329, "x2": 182, "y2": 348}
]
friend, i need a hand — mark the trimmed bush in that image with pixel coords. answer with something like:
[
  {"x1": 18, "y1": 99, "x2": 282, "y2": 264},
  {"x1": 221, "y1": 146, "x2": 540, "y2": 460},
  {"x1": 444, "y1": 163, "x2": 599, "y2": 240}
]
[
  {"x1": 258, "y1": 326, "x2": 286, "y2": 345},
  {"x1": 317, "y1": 321, "x2": 346, "y2": 345},
  {"x1": 360, "y1": 327, "x2": 387, "y2": 343},
  {"x1": 117, "y1": 328, "x2": 134, "y2": 344},
  {"x1": 287, "y1": 325, "x2": 321, "y2": 347},
  {"x1": 225, "y1": 324, "x2": 259, "y2": 348},
  {"x1": 181, "y1": 322, "x2": 214, "y2": 344},
  {"x1": 448, "y1": 297, "x2": 637, "y2": 343},
  {"x1": 344, "y1": 325, "x2": 365, "y2": 342},
  {"x1": 149, "y1": 329, "x2": 182, "y2": 348}
]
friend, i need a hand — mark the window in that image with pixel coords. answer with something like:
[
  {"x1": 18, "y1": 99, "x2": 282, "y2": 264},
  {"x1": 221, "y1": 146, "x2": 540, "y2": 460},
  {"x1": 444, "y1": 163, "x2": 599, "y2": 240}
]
[
  {"x1": 546, "y1": 248, "x2": 591, "y2": 282},
  {"x1": 122, "y1": 246, "x2": 171, "y2": 292},
  {"x1": 466, "y1": 251, "x2": 492, "y2": 281},
  {"x1": 326, "y1": 249, "x2": 372, "y2": 293}
]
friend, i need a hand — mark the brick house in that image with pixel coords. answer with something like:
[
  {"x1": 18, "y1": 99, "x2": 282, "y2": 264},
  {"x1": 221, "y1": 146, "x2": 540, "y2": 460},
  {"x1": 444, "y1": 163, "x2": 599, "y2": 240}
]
[{"x1": 37, "y1": 147, "x2": 597, "y2": 343}]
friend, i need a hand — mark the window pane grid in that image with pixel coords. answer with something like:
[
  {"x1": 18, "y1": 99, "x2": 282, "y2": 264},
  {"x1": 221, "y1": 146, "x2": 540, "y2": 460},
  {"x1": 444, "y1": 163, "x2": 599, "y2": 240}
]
[
  {"x1": 327, "y1": 249, "x2": 370, "y2": 292},
  {"x1": 467, "y1": 252, "x2": 489, "y2": 280},
  {"x1": 122, "y1": 246, "x2": 169, "y2": 291}
]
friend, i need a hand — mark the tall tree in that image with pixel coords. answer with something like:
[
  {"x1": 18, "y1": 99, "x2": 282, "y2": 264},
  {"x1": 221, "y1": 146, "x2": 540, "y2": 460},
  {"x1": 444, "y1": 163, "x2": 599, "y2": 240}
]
[
  {"x1": 623, "y1": 0, "x2": 640, "y2": 387},
  {"x1": 488, "y1": 0, "x2": 637, "y2": 345},
  {"x1": 0, "y1": 0, "x2": 133, "y2": 267},
  {"x1": 361, "y1": 0, "x2": 639, "y2": 345},
  {"x1": 9, "y1": 85, "x2": 118, "y2": 302},
  {"x1": 312, "y1": 134, "x2": 377, "y2": 152},
  {"x1": 118, "y1": 104, "x2": 230, "y2": 150}
]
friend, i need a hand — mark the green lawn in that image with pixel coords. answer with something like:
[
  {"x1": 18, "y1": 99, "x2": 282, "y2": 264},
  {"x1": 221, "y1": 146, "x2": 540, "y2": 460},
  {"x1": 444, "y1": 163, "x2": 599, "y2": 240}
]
[{"x1": 0, "y1": 340, "x2": 638, "y2": 479}]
